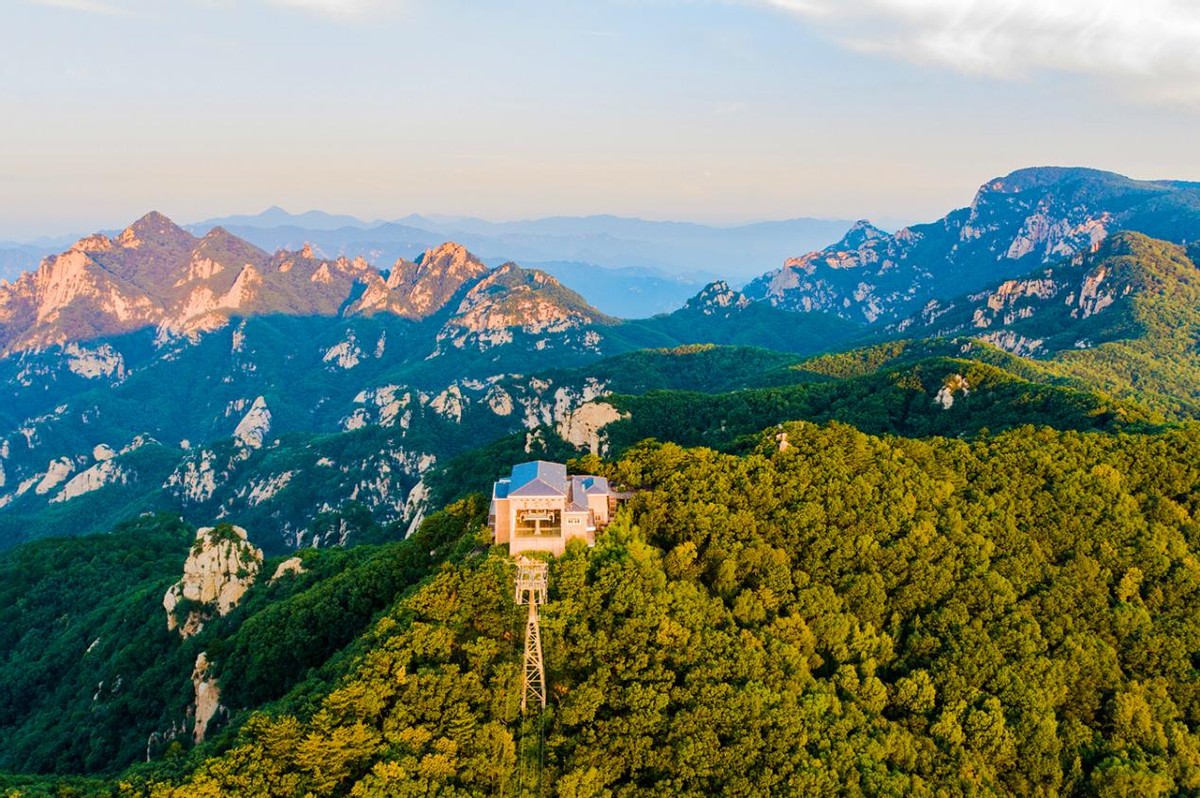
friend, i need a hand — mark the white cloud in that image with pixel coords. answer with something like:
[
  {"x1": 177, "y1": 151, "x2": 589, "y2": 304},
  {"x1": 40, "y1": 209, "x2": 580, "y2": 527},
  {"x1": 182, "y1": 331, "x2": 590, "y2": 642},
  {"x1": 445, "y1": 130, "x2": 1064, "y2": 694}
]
[{"x1": 757, "y1": 0, "x2": 1200, "y2": 105}]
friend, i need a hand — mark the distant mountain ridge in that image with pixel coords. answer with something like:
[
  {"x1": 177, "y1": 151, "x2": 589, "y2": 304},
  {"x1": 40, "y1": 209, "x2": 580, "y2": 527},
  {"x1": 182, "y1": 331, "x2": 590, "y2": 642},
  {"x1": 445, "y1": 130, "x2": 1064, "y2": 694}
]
[
  {"x1": 8, "y1": 167, "x2": 1200, "y2": 553},
  {"x1": 745, "y1": 167, "x2": 1200, "y2": 323},
  {"x1": 0, "y1": 213, "x2": 614, "y2": 357},
  {"x1": 2, "y1": 210, "x2": 854, "y2": 313},
  {"x1": 192, "y1": 206, "x2": 388, "y2": 231}
]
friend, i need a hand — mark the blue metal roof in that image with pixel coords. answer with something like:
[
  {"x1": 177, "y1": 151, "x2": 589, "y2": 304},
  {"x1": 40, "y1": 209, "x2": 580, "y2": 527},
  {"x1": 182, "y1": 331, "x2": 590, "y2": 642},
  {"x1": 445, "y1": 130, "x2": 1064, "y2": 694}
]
[
  {"x1": 567, "y1": 477, "x2": 591, "y2": 512},
  {"x1": 507, "y1": 461, "x2": 568, "y2": 497},
  {"x1": 579, "y1": 475, "x2": 611, "y2": 494}
]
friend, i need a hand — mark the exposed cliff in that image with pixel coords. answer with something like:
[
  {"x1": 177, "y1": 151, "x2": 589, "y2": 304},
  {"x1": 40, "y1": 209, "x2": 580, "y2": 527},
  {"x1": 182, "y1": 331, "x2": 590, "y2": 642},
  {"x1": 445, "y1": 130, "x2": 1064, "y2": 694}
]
[
  {"x1": 163, "y1": 524, "x2": 263, "y2": 638},
  {"x1": 0, "y1": 214, "x2": 459, "y2": 354},
  {"x1": 556, "y1": 401, "x2": 626, "y2": 455},
  {"x1": 683, "y1": 281, "x2": 751, "y2": 316},
  {"x1": 190, "y1": 652, "x2": 224, "y2": 745}
]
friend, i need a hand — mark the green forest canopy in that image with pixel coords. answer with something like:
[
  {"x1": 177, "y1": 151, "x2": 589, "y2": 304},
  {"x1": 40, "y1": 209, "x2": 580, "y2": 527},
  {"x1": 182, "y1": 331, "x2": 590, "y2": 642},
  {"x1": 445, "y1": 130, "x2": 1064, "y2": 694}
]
[{"x1": 122, "y1": 421, "x2": 1200, "y2": 797}]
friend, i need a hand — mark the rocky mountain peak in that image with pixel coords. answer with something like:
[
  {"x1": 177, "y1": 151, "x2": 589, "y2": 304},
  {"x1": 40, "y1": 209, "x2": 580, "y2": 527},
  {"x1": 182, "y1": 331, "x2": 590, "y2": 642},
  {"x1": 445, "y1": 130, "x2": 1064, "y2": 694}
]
[
  {"x1": 198, "y1": 225, "x2": 241, "y2": 247},
  {"x1": 745, "y1": 166, "x2": 1200, "y2": 325},
  {"x1": 891, "y1": 229, "x2": 1200, "y2": 357},
  {"x1": 492, "y1": 261, "x2": 562, "y2": 286},
  {"x1": 984, "y1": 166, "x2": 1116, "y2": 195},
  {"x1": 838, "y1": 219, "x2": 887, "y2": 249},
  {"x1": 360, "y1": 242, "x2": 490, "y2": 320},
  {"x1": 69, "y1": 233, "x2": 115, "y2": 253},
  {"x1": 117, "y1": 211, "x2": 196, "y2": 251},
  {"x1": 413, "y1": 241, "x2": 488, "y2": 278},
  {"x1": 193, "y1": 227, "x2": 269, "y2": 267},
  {"x1": 436, "y1": 260, "x2": 609, "y2": 352},
  {"x1": 162, "y1": 523, "x2": 263, "y2": 638},
  {"x1": 684, "y1": 281, "x2": 751, "y2": 316},
  {"x1": 466, "y1": 262, "x2": 588, "y2": 303}
]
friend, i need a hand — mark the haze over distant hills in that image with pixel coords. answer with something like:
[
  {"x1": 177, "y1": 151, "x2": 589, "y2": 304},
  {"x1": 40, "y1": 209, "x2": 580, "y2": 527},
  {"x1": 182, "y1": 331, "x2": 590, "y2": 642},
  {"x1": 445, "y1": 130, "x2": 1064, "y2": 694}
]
[
  {"x1": 190, "y1": 208, "x2": 855, "y2": 283},
  {"x1": 0, "y1": 210, "x2": 855, "y2": 318},
  {"x1": 185, "y1": 210, "x2": 855, "y2": 317}
]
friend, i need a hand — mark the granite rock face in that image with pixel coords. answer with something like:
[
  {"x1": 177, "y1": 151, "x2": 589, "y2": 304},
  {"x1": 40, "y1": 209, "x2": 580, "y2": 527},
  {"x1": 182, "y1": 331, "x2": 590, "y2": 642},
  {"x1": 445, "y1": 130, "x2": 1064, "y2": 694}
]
[
  {"x1": 163, "y1": 524, "x2": 263, "y2": 638},
  {"x1": 190, "y1": 652, "x2": 223, "y2": 745}
]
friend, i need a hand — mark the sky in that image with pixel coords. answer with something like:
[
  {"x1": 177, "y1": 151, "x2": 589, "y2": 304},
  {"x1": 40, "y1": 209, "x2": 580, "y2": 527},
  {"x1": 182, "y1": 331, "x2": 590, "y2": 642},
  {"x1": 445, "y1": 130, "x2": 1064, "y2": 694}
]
[{"x1": 3, "y1": 0, "x2": 1200, "y2": 239}]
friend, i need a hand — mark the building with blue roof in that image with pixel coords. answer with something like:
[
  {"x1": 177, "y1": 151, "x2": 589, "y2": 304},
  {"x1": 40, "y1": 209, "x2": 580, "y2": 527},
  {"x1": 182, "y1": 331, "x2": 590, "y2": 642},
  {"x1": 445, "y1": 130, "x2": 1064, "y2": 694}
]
[{"x1": 490, "y1": 460, "x2": 618, "y2": 556}]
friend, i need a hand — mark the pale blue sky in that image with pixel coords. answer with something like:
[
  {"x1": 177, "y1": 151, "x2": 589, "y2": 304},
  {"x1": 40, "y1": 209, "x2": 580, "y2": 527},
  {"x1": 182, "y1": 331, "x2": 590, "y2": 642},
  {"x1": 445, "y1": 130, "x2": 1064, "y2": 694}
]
[{"x1": 3, "y1": 0, "x2": 1199, "y2": 239}]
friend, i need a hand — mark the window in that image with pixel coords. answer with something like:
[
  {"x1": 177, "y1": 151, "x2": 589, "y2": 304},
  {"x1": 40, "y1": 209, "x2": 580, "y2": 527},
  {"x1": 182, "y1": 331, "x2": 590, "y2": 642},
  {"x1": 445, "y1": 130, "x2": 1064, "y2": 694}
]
[{"x1": 515, "y1": 508, "x2": 561, "y2": 537}]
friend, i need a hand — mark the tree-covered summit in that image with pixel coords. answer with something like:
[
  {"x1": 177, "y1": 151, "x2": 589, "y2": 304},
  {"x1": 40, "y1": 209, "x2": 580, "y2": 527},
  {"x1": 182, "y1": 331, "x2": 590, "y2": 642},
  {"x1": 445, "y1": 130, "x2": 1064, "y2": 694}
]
[{"x1": 122, "y1": 421, "x2": 1200, "y2": 797}]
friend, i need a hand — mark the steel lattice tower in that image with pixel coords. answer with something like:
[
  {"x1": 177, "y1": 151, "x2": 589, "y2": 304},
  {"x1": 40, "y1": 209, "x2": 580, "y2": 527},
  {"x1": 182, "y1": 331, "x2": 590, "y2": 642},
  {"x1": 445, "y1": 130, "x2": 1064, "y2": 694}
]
[{"x1": 514, "y1": 558, "x2": 548, "y2": 712}]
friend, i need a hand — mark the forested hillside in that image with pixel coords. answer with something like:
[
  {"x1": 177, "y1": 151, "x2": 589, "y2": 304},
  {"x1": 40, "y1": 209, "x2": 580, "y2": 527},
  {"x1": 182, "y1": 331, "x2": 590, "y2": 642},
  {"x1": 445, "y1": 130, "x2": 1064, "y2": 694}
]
[
  {"x1": 102, "y1": 421, "x2": 1200, "y2": 796},
  {"x1": 0, "y1": 500, "x2": 485, "y2": 783}
]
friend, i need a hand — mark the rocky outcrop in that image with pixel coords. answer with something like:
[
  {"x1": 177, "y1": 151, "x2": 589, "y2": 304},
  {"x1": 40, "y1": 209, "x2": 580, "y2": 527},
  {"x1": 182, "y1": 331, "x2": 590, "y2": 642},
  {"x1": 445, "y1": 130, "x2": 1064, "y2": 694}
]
[
  {"x1": 556, "y1": 401, "x2": 625, "y2": 455},
  {"x1": 978, "y1": 330, "x2": 1046, "y2": 357},
  {"x1": 63, "y1": 343, "x2": 126, "y2": 380},
  {"x1": 166, "y1": 449, "x2": 222, "y2": 504},
  {"x1": 191, "y1": 652, "x2": 224, "y2": 745},
  {"x1": 50, "y1": 458, "x2": 124, "y2": 503},
  {"x1": 322, "y1": 330, "x2": 362, "y2": 370},
  {"x1": 348, "y1": 242, "x2": 490, "y2": 320},
  {"x1": 934, "y1": 374, "x2": 970, "y2": 409},
  {"x1": 48, "y1": 436, "x2": 149, "y2": 504},
  {"x1": 233, "y1": 396, "x2": 271, "y2": 449},
  {"x1": 163, "y1": 524, "x2": 263, "y2": 638},
  {"x1": 684, "y1": 281, "x2": 751, "y2": 317},
  {"x1": 346, "y1": 385, "x2": 412, "y2": 431},
  {"x1": 270, "y1": 556, "x2": 306, "y2": 583},
  {"x1": 889, "y1": 231, "x2": 1183, "y2": 358},
  {"x1": 429, "y1": 385, "x2": 465, "y2": 421},
  {"x1": 34, "y1": 457, "x2": 74, "y2": 495},
  {"x1": 1073, "y1": 263, "x2": 1130, "y2": 319},
  {"x1": 402, "y1": 478, "x2": 430, "y2": 538},
  {"x1": 238, "y1": 471, "x2": 296, "y2": 507}
]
